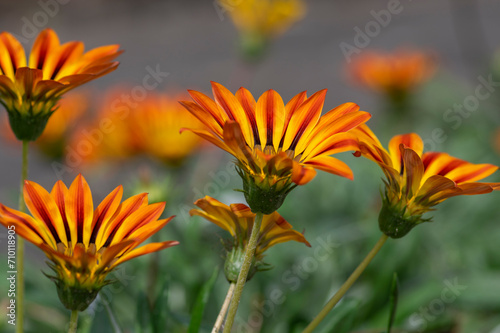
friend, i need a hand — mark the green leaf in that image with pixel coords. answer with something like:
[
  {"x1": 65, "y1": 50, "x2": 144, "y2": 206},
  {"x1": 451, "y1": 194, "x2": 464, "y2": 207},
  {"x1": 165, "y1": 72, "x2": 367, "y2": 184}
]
[
  {"x1": 103, "y1": 300, "x2": 123, "y2": 333},
  {"x1": 152, "y1": 276, "x2": 170, "y2": 333},
  {"x1": 188, "y1": 267, "x2": 219, "y2": 333},
  {"x1": 136, "y1": 291, "x2": 153, "y2": 333},
  {"x1": 318, "y1": 298, "x2": 360, "y2": 333},
  {"x1": 387, "y1": 272, "x2": 399, "y2": 333}
]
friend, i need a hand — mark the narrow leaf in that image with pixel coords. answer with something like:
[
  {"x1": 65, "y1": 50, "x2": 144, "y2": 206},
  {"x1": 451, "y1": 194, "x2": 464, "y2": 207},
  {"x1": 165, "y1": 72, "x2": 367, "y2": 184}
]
[
  {"x1": 103, "y1": 299, "x2": 123, "y2": 333},
  {"x1": 136, "y1": 291, "x2": 153, "y2": 333},
  {"x1": 188, "y1": 267, "x2": 219, "y2": 333},
  {"x1": 152, "y1": 275, "x2": 170, "y2": 333},
  {"x1": 387, "y1": 272, "x2": 399, "y2": 333},
  {"x1": 318, "y1": 298, "x2": 360, "y2": 333}
]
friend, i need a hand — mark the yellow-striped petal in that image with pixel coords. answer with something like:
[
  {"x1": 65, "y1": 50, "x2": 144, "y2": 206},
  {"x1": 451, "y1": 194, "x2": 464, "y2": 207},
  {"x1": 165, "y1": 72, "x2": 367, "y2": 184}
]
[
  {"x1": 109, "y1": 202, "x2": 165, "y2": 246},
  {"x1": 211, "y1": 81, "x2": 254, "y2": 147},
  {"x1": 24, "y1": 180, "x2": 68, "y2": 247},
  {"x1": 0, "y1": 203, "x2": 50, "y2": 247},
  {"x1": 401, "y1": 146, "x2": 424, "y2": 199},
  {"x1": 98, "y1": 193, "x2": 148, "y2": 248},
  {"x1": 28, "y1": 28, "x2": 60, "y2": 79},
  {"x1": 255, "y1": 89, "x2": 285, "y2": 151},
  {"x1": 235, "y1": 87, "x2": 259, "y2": 142},
  {"x1": 112, "y1": 241, "x2": 179, "y2": 267},
  {"x1": 304, "y1": 155, "x2": 354, "y2": 180},
  {"x1": 388, "y1": 133, "x2": 423, "y2": 173},
  {"x1": 281, "y1": 89, "x2": 326, "y2": 152},
  {"x1": 50, "y1": 180, "x2": 74, "y2": 246},
  {"x1": 0, "y1": 32, "x2": 27, "y2": 79},
  {"x1": 89, "y1": 185, "x2": 123, "y2": 244},
  {"x1": 66, "y1": 174, "x2": 94, "y2": 246}
]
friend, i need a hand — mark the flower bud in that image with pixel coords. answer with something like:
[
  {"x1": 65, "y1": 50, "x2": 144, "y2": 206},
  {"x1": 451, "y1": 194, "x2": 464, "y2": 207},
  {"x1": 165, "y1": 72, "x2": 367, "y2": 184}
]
[{"x1": 224, "y1": 246, "x2": 257, "y2": 283}]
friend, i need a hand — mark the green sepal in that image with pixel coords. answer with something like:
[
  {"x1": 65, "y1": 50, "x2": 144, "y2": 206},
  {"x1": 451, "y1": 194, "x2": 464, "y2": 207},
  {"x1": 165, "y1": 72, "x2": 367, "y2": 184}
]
[
  {"x1": 43, "y1": 261, "x2": 108, "y2": 311},
  {"x1": 224, "y1": 246, "x2": 257, "y2": 283},
  {"x1": 6, "y1": 108, "x2": 54, "y2": 141},
  {"x1": 378, "y1": 196, "x2": 431, "y2": 239},
  {"x1": 54, "y1": 281, "x2": 100, "y2": 311},
  {"x1": 238, "y1": 167, "x2": 296, "y2": 214}
]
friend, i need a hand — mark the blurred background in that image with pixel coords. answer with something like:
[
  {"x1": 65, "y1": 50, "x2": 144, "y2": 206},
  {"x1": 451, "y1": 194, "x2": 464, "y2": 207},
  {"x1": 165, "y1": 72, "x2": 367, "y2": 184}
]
[{"x1": 1, "y1": 0, "x2": 500, "y2": 332}]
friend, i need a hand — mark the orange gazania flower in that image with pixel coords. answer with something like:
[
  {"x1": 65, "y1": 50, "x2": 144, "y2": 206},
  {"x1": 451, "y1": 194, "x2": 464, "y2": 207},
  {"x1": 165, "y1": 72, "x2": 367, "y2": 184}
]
[
  {"x1": 0, "y1": 28, "x2": 121, "y2": 141},
  {"x1": 129, "y1": 92, "x2": 204, "y2": 166},
  {"x1": 0, "y1": 174, "x2": 177, "y2": 310},
  {"x1": 348, "y1": 49, "x2": 436, "y2": 95},
  {"x1": 354, "y1": 126, "x2": 500, "y2": 238},
  {"x1": 190, "y1": 196, "x2": 310, "y2": 281},
  {"x1": 181, "y1": 82, "x2": 371, "y2": 213}
]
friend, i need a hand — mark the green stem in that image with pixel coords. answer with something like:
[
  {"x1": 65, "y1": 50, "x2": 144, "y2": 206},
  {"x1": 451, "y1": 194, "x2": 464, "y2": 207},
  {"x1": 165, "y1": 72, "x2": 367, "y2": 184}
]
[
  {"x1": 212, "y1": 282, "x2": 236, "y2": 333},
  {"x1": 68, "y1": 310, "x2": 79, "y2": 333},
  {"x1": 16, "y1": 140, "x2": 28, "y2": 333},
  {"x1": 302, "y1": 234, "x2": 389, "y2": 333},
  {"x1": 223, "y1": 212, "x2": 264, "y2": 333}
]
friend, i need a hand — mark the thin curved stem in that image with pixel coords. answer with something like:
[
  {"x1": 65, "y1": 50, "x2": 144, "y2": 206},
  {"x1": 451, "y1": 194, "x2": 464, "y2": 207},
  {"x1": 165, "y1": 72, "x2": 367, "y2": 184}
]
[
  {"x1": 16, "y1": 140, "x2": 28, "y2": 333},
  {"x1": 223, "y1": 212, "x2": 264, "y2": 333},
  {"x1": 302, "y1": 234, "x2": 389, "y2": 333},
  {"x1": 212, "y1": 282, "x2": 236, "y2": 333},
  {"x1": 68, "y1": 310, "x2": 79, "y2": 333}
]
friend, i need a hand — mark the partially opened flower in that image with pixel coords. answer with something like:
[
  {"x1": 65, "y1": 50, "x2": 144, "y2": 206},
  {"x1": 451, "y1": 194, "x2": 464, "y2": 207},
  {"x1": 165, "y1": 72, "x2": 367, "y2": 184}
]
[
  {"x1": 354, "y1": 126, "x2": 500, "y2": 238},
  {"x1": 129, "y1": 92, "x2": 204, "y2": 166},
  {"x1": 190, "y1": 196, "x2": 310, "y2": 282},
  {"x1": 348, "y1": 49, "x2": 436, "y2": 97},
  {"x1": 0, "y1": 174, "x2": 178, "y2": 311},
  {"x1": 0, "y1": 29, "x2": 121, "y2": 141},
  {"x1": 181, "y1": 82, "x2": 370, "y2": 213},
  {"x1": 218, "y1": 0, "x2": 306, "y2": 59}
]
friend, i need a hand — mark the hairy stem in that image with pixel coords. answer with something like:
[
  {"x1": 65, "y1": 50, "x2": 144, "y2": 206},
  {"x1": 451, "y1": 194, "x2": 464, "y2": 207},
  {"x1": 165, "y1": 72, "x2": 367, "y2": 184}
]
[
  {"x1": 16, "y1": 141, "x2": 28, "y2": 333},
  {"x1": 68, "y1": 310, "x2": 79, "y2": 333},
  {"x1": 223, "y1": 212, "x2": 263, "y2": 333},
  {"x1": 212, "y1": 282, "x2": 236, "y2": 333}
]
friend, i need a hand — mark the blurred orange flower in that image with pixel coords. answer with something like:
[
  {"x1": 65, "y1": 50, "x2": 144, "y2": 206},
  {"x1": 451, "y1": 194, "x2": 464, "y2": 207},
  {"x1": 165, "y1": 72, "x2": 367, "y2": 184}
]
[
  {"x1": 181, "y1": 81, "x2": 370, "y2": 213},
  {"x1": 190, "y1": 196, "x2": 310, "y2": 281},
  {"x1": 354, "y1": 125, "x2": 500, "y2": 237},
  {"x1": 0, "y1": 29, "x2": 122, "y2": 141},
  {"x1": 129, "y1": 92, "x2": 204, "y2": 166},
  {"x1": 70, "y1": 89, "x2": 204, "y2": 167},
  {"x1": 494, "y1": 129, "x2": 500, "y2": 154},
  {"x1": 68, "y1": 89, "x2": 141, "y2": 166},
  {"x1": 348, "y1": 49, "x2": 436, "y2": 95},
  {"x1": 0, "y1": 174, "x2": 178, "y2": 310}
]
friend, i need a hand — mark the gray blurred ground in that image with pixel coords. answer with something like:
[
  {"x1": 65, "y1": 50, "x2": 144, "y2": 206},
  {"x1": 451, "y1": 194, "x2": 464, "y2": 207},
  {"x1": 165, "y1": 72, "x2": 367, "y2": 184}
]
[{"x1": 0, "y1": 0, "x2": 499, "y2": 199}]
